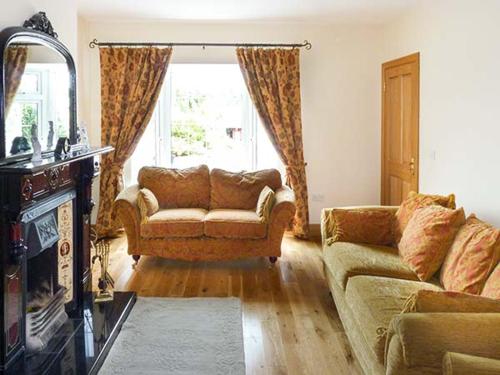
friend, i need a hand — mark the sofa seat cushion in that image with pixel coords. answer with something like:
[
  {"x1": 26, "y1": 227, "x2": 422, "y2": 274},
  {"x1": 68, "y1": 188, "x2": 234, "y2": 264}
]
[
  {"x1": 345, "y1": 275, "x2": 442, "y2": 364},
  {"x1": 323, "y1": 242, "x2": 419, "y2": 290},
  {"x1": 141, "y1": 208, "x2": 207, "y2": 238},
  {"x1": 204, "y1": 209, "x2": 267, "y2": 239}
]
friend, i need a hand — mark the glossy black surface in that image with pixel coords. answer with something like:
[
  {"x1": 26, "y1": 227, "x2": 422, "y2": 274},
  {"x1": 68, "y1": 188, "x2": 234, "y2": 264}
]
[
  {"x1": 3, "y1": 292, "x2": 136, "y2": 375},
  {"x1": 0, "y1": 146, "x2": 113, "y2": 173}
]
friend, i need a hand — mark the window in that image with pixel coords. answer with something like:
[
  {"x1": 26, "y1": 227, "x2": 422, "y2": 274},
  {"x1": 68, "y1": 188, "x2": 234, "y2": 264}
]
[
  {"x1": 5, "y1": 64, "x2": 70, "y2": 150},
  {"x1": 125, "y1": 64, "x2": 283, "y2": 186}
]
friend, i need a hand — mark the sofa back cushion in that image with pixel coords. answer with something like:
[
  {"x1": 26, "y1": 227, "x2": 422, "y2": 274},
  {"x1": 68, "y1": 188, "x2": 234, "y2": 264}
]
[
  {"x1": 138, "y1": 165, "x2": 210, "y2": 209},
  {"x1": 399, "y1": 205, "x2": 465, "y2": 281},
  {"x1": 210, "y1": 168, "x2": 282, "y2": 210},
  {"x1": 326, "y1": 208, "x2": 395, "y2": 246},
  {"x1": 440, "y1": 214, "x2": 500, "y2": 295},
  {"x1": 482, "y1": 263, "x2": 500, "y2": 299},
  {"x1": 394, "y1": 191, "x2": 456, "y2": 245}
]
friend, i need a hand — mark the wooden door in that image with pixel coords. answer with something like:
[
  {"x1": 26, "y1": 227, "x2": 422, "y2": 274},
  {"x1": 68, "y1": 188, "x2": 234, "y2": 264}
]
[{"x1": 381, "y1": 53, "x2": 420, "y2": 205}]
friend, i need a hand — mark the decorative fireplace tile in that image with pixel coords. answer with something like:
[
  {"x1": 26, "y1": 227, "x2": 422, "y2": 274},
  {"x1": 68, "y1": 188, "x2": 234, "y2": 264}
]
[{"x1": 58, "y1": 201, "x2": 73, "y2": 304}]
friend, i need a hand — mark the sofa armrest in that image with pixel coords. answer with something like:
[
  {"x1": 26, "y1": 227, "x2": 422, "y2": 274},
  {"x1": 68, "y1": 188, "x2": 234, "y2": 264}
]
[
  {"x1": 113, "y1": 184, "x2": 141, "y2": 254},
  {"x1": 320, "y1": 206, "x2": 398, "y2": 248},
  {"x1": 443, "y1": 352, "x2": 500, "y2": 375},
  {"x1": 267, "y1": 186, "x2": 296, "y2": 244},
  {"x1": 385, "y1": 313, "x2": 500, "y2": 375}
]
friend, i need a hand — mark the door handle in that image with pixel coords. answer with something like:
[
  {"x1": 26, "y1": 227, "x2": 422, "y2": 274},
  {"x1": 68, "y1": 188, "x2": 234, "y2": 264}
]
[{"x1": 409, "y1": 157, "x2": 416, "y2": 175}]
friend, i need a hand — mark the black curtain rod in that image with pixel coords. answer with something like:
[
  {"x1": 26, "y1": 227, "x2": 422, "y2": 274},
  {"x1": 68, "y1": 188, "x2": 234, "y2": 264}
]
[{"x1": 88, "y1": 39, "x2": 312, "y2": 50}]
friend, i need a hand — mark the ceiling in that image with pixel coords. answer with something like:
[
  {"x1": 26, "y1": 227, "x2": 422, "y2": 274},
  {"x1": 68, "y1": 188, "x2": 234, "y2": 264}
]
[{"x1": 77, "y1": 0, "x2": 416, "y2": 24}]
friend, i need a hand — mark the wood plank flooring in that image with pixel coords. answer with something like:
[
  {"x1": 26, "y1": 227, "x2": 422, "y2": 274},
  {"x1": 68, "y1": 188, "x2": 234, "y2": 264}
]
[{"x1": 96, "y1": 234, "x2": 362, "y2": 375}]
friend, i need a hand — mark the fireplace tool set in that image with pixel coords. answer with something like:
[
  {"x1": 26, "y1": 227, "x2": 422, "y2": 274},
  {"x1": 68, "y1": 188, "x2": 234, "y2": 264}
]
[{"x1": 91, "y1": 229, "x2": 115, "y2": 303}]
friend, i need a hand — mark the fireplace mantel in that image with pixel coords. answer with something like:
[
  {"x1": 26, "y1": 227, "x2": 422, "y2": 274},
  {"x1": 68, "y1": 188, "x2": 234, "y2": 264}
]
[{"x1": 0, "y1": 146, "x2": 113, "y2": 173}]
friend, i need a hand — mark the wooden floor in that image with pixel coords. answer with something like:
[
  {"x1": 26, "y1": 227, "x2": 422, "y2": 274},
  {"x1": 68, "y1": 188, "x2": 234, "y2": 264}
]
[{"x1": 97, "y1": 234, "x2": 362, "y2": 375}]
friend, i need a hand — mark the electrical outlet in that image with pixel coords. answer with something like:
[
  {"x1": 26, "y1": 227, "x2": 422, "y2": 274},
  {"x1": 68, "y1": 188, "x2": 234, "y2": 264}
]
[{"x1": 312, "y1": 193, "x2": 324, "y2": 202}]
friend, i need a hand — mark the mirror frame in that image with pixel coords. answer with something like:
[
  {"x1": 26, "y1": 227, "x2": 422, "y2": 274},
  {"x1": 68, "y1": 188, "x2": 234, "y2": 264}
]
[{"x1": 0, "y1": 27, "x2": 77, "y2": 164}]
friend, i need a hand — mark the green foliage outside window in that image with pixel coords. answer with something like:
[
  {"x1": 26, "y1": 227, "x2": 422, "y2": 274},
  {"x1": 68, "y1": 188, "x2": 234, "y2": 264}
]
[
  {"x1": 21, "y1": 104, "x2": 37, "y2": 142},
  {"x1": 171, "y1": 90, "x2": 210, "y2": 157},
  {"x1": 171, "y1": 121, "x2": 207, "y2": 157}
]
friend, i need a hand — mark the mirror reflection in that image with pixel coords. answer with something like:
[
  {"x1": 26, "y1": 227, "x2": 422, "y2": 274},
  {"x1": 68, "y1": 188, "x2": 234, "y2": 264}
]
[{"x1": 4, "y1": 40, "x2": 70, "y2": 157}]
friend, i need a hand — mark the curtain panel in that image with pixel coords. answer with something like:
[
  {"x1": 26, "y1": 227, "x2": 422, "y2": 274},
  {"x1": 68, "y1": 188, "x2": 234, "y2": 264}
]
[
  {"x1": 5, "y1": 46, "x2": 28, "y2": 115},
  {"x1": 236, "y1": 48, "x2": 309, "y2": 238},
  {"x1": 96, "y1": 47, "x2": 172, "y2": 237}
]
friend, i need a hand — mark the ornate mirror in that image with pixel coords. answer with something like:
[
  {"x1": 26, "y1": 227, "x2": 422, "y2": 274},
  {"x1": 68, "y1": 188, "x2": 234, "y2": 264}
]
[{"x1": 0, "y1": 16, "x2": 76, "y2": 163}]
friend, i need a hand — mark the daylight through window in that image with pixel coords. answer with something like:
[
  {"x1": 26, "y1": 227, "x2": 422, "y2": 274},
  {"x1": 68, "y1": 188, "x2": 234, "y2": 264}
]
[{"x1": 125, "y1": 64, "x2": 283, "y2": 185}]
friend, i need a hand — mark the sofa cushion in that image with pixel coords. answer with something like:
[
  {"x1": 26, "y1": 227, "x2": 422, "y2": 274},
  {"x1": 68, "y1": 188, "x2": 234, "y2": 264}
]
[
  {"x1": 443, "y1": 352, "x2": 500, "y2": 375},
  {"x1": 325, "y1": 208, "x2": 394, "y2": 246},
  {"x1": 399, "y1": 205, "x2": 466, "y2": 281},
  {"x1": 140, "y1": 208, "x2": 207, "y2": 238},
  {"x1": 138, "y1": 165, "x2": 210, "y2": 209},
  {"x1": 256, "y1": 186, "x2": 275, "y2": 222},
  {"x1": 401, "y1": 290, "x2": 500, "y2": 313},
  {"x1": 210, "y1": 168, "x2": 282, "y2": 210},
  {"x1": 322, "y1": 242, "x2": 418, "y2": 290},
  {"x1": 394, "y1": 191, "x2": 456, "y2": 245},
  {"x1": 137, "y1": 188, "x2": 159, "y2": 219},
  {"x1": 345, "y1": 275, "x2": 442, "y2": 364},
  {"x1": 440, "y1": 214, "x2": 500, "y2": 295},
  {"x1": 482, "y1": 263, "x2": 500, "y2": 299},
  {"x1": 204, "y1": 209, "x2": 267, "y2": 239}
]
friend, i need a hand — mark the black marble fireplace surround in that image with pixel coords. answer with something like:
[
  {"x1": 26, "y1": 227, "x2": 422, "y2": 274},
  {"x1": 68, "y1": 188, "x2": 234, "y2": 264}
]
[{"x1": 0, "y1": 15, "x2": 136, "y2": 375}]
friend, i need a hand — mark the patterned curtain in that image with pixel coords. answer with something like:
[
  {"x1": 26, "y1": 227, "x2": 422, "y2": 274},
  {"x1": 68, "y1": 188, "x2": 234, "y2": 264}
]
[
  {"x1": 236, "y1": 48, "x2": 309, "y2": 239},
  {"x1": 5, "y1": 46, "x2": 28, "y2": 114},
  {"x1": 96, "y1": 47, "x2": 173, "y2": 237}
]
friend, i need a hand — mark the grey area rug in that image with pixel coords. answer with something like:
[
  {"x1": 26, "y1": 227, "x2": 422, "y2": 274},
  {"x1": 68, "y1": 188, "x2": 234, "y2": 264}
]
[{"x1": 99, "y1": 297, "x2": 245, "y2": 375}]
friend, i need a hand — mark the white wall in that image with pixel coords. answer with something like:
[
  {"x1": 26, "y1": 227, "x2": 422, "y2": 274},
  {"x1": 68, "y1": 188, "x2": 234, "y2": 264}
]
[
  {"x1": 380, "y1": 0, "x2": 500, "y2": 225},
  {"x1": 79, "y1": 20, "x2": 384, "y2": 224},
  {"x1": 0, "y1": 1, "x2": 77, "y2": 57}
]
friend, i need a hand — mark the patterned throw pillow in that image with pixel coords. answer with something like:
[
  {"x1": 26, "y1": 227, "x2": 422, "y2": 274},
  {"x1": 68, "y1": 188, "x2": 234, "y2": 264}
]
[
  {"x1": 326, "y1": 208, "x2": 394, "y2": 246},
  {"x1": 137, "y1": 188, "x2": 159, "y2": 220},
  {"x1": 482, "y1": 263, "x2": 500, "y2": 299},
  {"x1": 440, "y1": 215, "x2": 500, "y2": 294},
  {"x1": 399, "y1": 205, "x2": 465, "y2": 281},
  {"x1": 256, "y1": 186, "x2": 275, "y2": 222},
  {"x1": 394, "y1": 191, "x2": 456, "y2": 245}
]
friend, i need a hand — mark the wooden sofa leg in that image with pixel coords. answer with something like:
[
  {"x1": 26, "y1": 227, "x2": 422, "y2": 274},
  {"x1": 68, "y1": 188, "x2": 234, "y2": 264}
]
[
  {"x1": 132, "y1": 255, "x2": 141, "y2": 269},
  {"x1": 269, "y1": 256, "x2": 278, "y2": 264}
]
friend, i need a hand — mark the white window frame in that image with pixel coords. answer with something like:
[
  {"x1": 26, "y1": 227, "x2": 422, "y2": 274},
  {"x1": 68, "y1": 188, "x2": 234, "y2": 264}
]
[{"x1": 124, "y1": 63, "x2": 282, "y2": 186}]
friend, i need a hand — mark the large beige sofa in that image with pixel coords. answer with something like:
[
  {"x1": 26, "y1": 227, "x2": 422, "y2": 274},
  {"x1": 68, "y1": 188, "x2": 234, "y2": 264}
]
[
  {"x1": 114, "y1": 165, "x2": 295, "y2": 262},
  {"x1": 321, "y1": 206, "x2": 500, "y2": 375}
]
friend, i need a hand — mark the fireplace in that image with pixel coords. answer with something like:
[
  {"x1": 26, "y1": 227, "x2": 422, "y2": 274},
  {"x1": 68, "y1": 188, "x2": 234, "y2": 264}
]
[
  {"x1": 23, "y1": 191, "x2": 76, "y2": 354},
  {"x1": 0, "y1": 18, "x2": 136, "y2": 374}
]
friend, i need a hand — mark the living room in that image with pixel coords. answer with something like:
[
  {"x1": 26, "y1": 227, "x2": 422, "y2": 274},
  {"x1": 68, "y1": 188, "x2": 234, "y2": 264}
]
[{"x1": 0, "y1": 0, "x2": 498, "y2": 374}]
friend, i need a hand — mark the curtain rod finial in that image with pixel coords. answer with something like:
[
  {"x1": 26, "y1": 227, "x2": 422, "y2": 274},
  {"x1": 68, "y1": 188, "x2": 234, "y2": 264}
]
[
  {"x1": 89, "y1": 39, "x2": 98, "y2": 49},
  {"x1": 304, "y1": 40, "x2": 312, "y2": 50}
]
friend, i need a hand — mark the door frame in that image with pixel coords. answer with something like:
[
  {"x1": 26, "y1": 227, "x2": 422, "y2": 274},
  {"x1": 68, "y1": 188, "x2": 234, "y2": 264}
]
[{"x1": 381, "y1": 52, "x2": 420, "y2": 205}]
